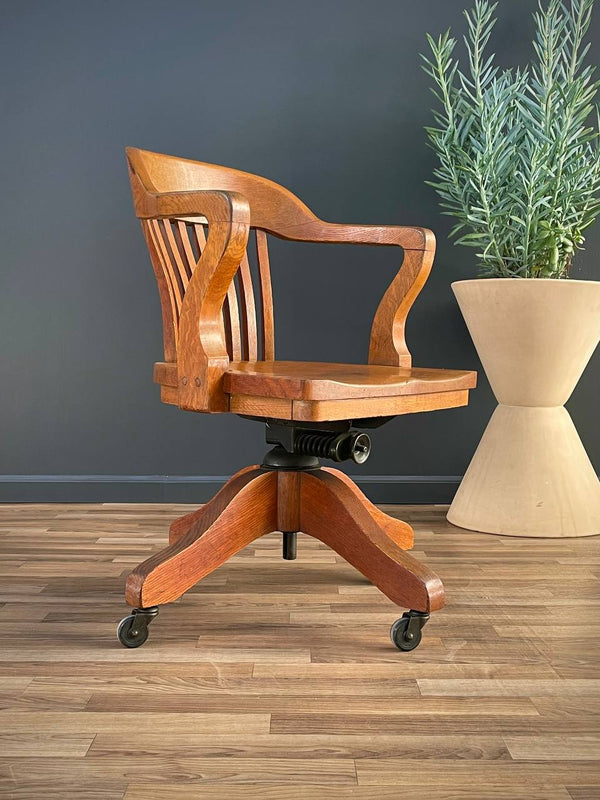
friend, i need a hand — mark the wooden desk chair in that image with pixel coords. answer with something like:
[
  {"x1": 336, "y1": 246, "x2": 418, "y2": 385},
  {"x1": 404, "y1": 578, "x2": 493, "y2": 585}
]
[{"x1": 118, "y1": 147, "x2": 476, "y2": 652}]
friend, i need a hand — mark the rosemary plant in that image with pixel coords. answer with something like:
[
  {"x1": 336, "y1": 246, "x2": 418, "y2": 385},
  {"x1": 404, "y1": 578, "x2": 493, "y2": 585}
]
[{"x1": 422, "y1": 0, "x2": 600, "y2": 277}]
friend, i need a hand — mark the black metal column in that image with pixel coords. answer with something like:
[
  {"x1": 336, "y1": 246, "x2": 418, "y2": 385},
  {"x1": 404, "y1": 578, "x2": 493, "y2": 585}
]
[{"x1": 282, "y1": 531, "x2": 297, "y2": 560}]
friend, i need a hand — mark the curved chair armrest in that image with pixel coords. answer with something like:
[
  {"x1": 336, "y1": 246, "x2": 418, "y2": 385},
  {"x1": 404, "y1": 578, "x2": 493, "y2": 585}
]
[
  {"x1": 288, "y1": 221, "x2": 435, "y2": 252},
  {"x1": 368, "y1": 243, "x2": 435, "y2": 368},
  {"x1": 319, "y1": 225, "x2": 435, "y2": 368},
  {"x1": 270, "y1": 217, "x2": 436, "y2": 368}
]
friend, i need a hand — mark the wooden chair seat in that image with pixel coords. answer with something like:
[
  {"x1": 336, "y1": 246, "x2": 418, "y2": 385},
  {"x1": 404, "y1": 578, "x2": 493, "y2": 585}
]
[
  {"x1": 225, "y1": 360, "x2": 476, "y2": 400},
  {"x1": 224, "y1": 360, "x2": 476, "y2": 421},
  {"x1": 155, "y1": 360, "x2": 477, "y2": 421}
]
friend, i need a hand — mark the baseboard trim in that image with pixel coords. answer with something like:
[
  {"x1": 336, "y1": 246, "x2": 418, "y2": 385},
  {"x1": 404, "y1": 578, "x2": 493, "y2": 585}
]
[{"x1": 0, "y1": 474, "x2": 461, "y2": 504}]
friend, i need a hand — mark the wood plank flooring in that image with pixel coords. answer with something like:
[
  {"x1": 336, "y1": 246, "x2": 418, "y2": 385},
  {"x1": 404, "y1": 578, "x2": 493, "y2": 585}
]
[{"x1": 0, "y1": 502, "x2": 599, "y2": 799}]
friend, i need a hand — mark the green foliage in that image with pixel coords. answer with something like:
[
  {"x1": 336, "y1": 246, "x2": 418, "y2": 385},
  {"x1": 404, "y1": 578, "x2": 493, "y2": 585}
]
[{"x1": 422, "y1": 0, "x2": 600, "y2": 278}]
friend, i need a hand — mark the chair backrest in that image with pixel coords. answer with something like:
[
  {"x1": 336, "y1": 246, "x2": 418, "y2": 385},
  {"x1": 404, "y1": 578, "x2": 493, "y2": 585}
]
[{"x1": 127, "y1": 147, "x2": 315, "y2": 368}]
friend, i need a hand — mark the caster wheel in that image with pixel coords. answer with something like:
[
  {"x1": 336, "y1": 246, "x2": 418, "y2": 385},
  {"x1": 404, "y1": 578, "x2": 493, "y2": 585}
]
[
  {"x1": 116, "y1": 606, "x2": 158, "y2": 648},
  {"x1": 390, "y1": 616, "x2": 421, "y2": 651},
  {"x1": 390, "y1": 610, "x2": 429, "y2": 652},
  {"x1": 117, "y1": 615, "x2": 149, "y2": 648}
]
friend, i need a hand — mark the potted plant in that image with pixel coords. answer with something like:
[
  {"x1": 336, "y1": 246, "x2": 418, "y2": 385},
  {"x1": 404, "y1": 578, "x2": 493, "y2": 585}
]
[{"x1": 423, "y1": 0, "x2": 600, "y2": 536}]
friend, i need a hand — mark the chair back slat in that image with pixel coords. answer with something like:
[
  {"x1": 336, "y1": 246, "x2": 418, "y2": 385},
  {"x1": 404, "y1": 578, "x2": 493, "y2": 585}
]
[
  {"x1": 192, "y1": 222, "x2": 207, "y2": 249},
  {"x1": 256, "y1": 229, "x2": 275, "y2": 360},
  {"x1": 141, "y1": 220, "x2": 178, "y2": 362},
  {"x1": 237, "y1": 250, "x2": 259, "y2": 361},
  {"x1": 150, "y1": 220, "x2": 185, "y2": 312},
  {"x1": 162, "y1": 221, "x2": 192, "y2": 290},
  {"x1": 225, "y1": 282, "x2": 242, "y2": 361},
  {"x1": 175, "y1": 221, "x2": 197, "y2": 276}
]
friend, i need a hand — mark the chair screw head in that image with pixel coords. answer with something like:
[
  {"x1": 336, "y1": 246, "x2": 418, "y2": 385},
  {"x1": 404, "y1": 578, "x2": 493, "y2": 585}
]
[{"x1": 181, "y1": 376, "x2": 188, "y2": 386}]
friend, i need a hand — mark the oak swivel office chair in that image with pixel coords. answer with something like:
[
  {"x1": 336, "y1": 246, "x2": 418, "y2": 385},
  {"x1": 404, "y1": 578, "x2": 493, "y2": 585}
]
[{"x1": 118, "y1": 148, "x2": 477, "y2": 651}]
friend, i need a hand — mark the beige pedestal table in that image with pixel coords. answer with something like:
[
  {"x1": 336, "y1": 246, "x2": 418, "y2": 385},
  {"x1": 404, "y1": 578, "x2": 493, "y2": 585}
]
[{"x1": 448, "y1": 278, "x2": 600, "y2": 537}]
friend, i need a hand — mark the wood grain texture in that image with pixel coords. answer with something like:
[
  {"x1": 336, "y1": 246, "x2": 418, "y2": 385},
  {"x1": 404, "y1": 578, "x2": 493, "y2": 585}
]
[
  {"x1": 156, "y1": 358, "x2": 474, "y2": 419},
  {"x1": 321, "y1": 467, "x2": 414, "y2": 549},
  {"x1": 225, "y1": 281, "x2": 243, "y2": 361},
  {"x1": 1, "y1": 502, "x2": 598, "y2": 798},
  {"x1": 290, "y1": 388, "x2": 470, "y2": 422},
  {"x1": 276, "y1": 471, "x2": 301, "y2": 533},
  {"x1": 125, "y1": 469, "x2": 277, "y2": 607},
  {"x1": 237, "y1": 250, "x2": 259, "y2": 361},
  {"x1": 228, "y1": 393, "x2": 293, "y2": 419},
  {"x1": 224, "y1": 361, "x2": 476, "y2": 401},
  {"x1": 299, "y1": 470, "x2": 444, "y2": 612},
  {"x1": 369, "y1": 245, "x2": 435, "y2": 369},
  {"x1": 256, "y1": 229, "x2": 275, "y2": 360},
  {"x1": 168, "y1": 465, "x2": 259, "y2": 544},
  {"x1": 141, "y1": 220, "x2": 177, "y2": 360},
  {"x1": 225, "y1": 389, "x2": 471, "y2": 421}
]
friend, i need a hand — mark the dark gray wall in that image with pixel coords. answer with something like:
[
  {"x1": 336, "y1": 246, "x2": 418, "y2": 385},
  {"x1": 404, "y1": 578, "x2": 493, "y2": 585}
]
[{"x1": 1, "y1": 0, "x2": 598, "y2": 502}]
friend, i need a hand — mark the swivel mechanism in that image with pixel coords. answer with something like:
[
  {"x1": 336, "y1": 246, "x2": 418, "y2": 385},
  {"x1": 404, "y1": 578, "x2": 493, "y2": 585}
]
[{"x1": 263, "y1": 420, "x2": 371, "y2": 466}]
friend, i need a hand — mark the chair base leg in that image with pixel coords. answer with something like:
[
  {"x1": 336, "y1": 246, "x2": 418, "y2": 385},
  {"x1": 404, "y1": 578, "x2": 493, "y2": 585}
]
[
  {"x1": 298, "y1": 468, "x2": 444, "y2": 613},
  {"x1": 121, "y1": 464, "x2": 444, "y2": 647},
  {"x1": 125, "y1": 467, "x2": 278, "y2": 608}
]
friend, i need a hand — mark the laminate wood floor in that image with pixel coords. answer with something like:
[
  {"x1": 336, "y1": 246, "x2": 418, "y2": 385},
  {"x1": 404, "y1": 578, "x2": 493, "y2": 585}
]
[{"x1": 0, "y1": 502, "x2": 599, "y2": 799}]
